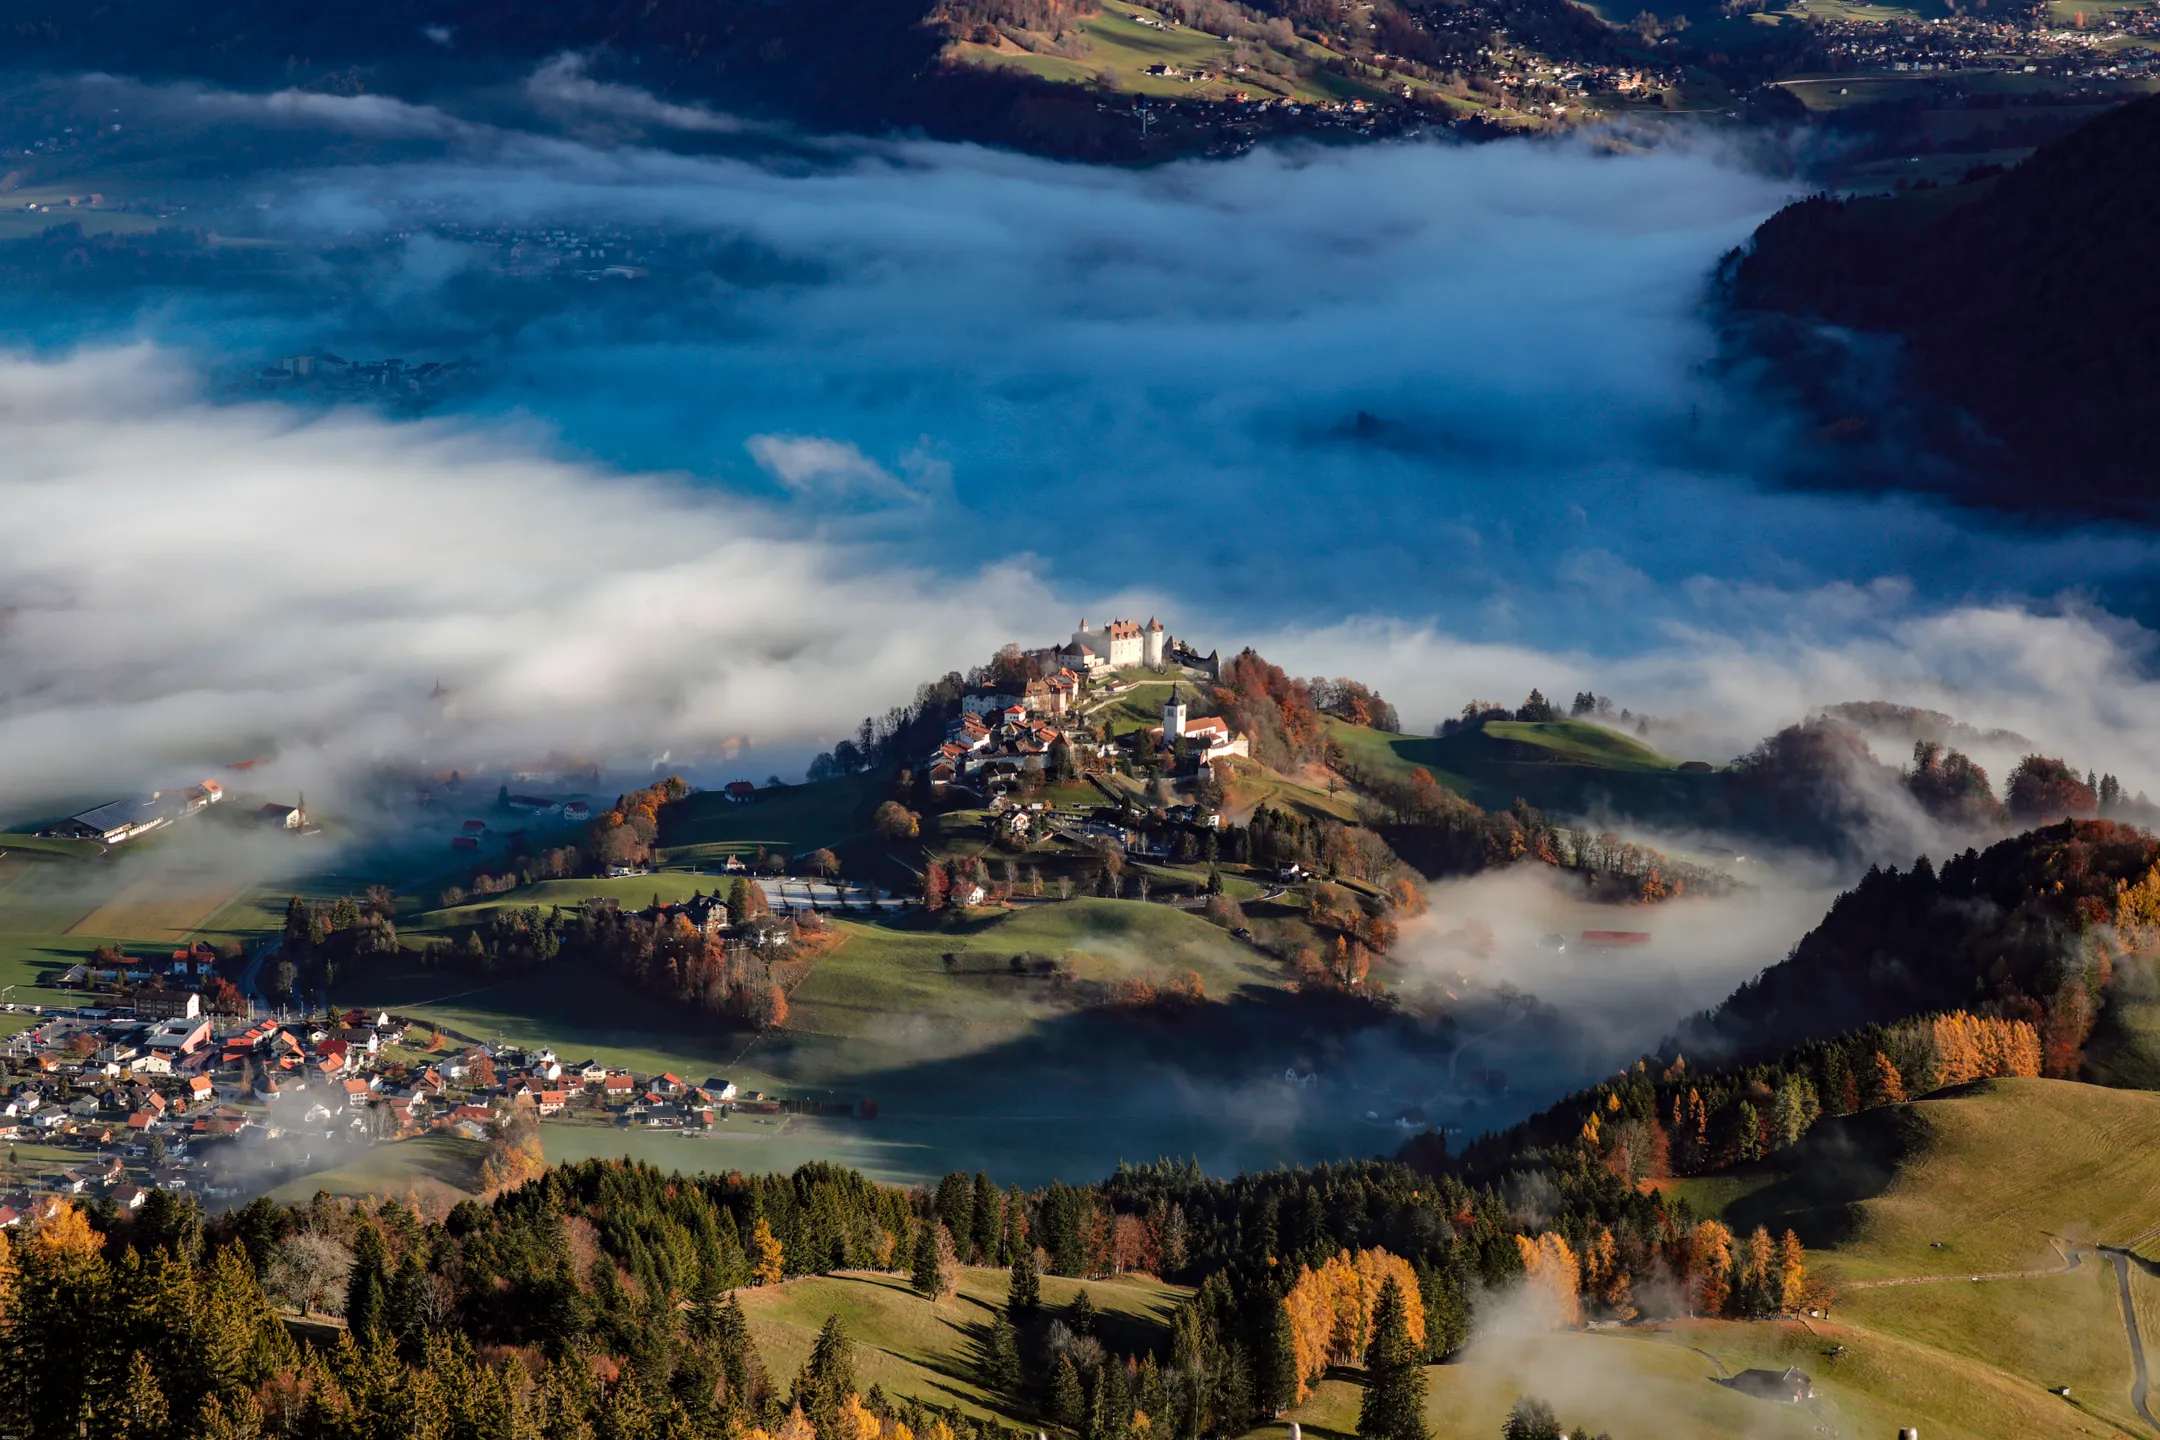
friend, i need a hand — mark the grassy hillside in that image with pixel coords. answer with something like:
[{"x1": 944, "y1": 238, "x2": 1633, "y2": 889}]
[
  {"x1": 951, "y1": 0, "x2": 1430, "y2": 108},
  {"x1": 1655, "y1": 1078, "x2": 2160, "y2": 1439},
  {"x1": 1327, "y1": 716, "x2": 1719, "y2": 818},
  {"x1": 662, "y1": 773, "x2": 891, "y2": 868},
  {"x1": 261, "y1": 1133, "x2": 488, "y2": 1209},
  {"x1": 739, "y1": 1268, "x2": 1185, "y2": 1423},
  {"x1": 335, "y1": 896, "x2": 1402, "y2": 1185}
]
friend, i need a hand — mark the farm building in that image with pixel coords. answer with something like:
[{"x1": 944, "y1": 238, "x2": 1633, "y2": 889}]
[
  {"x1": 1728, "y1": 1367, "x2": 1814, "y2": 1403},
  {"x1": 51, "y1": 798, "x2": 168, "y2": 845}
]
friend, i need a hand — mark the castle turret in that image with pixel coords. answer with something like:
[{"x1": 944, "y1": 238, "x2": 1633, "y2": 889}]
[{"x1": 1144, "y1": 616, "x2": 1166, "y2": 668}]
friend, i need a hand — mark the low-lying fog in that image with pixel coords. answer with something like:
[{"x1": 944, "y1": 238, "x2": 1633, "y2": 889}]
[{"x1": 6, "y1": 65, "x2": 2160, "y2": 1172}]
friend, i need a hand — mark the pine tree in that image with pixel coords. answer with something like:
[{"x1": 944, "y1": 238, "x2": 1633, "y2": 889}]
[
  {"x1": 1002, "y1": 1186, "x2": 1030, "y2": 1271},
  {"x1": 971, "y1": 1172, "x2": 1003, "y2": 1266},
  {"x1": 980, "y1": 1319, "x2": 1022, "y2": 1393},
  {"x1": 934, "y1": 1173, "x2": 975, "y2": 1259},
  {"x1": 1255, "y1": 1296, "x2": 1298, "y2": 1417},
  {"x1": 912, "y1": 1222, "x2": 944, "y2": 1299},
  {"x1": 1069, "y1": 1287, "x2": 1098, "y2": 1336},
  {"x1": 347, "y1": 1221, "x2": 390, "y2": 1343},
  {"x1": 794, "y1": 1314, "x2": 854, "y2": 1436},
  {"x1": 1099, "y1": 1354, "x2": 1134, "y2": 1440},
  {"x1": 112, "y1": 1351, "x2": 169, "y2": 1439},
  {"x1": 1009, "y1": 1245, "x2": 1041, "y2": 1315},
  {"x1": 1357, "y1": 1277, "x2": 1428, "y2": 1440},
  {"x1": 715, "y1": 1291, "x2": 770, "y2": 1417},
  {"x1": 1501, "y1": 1397, "x2": 1560, "y2": 1440},
  {"x1": 1050, "y1": 1355, "x2": 1086, "y2": 1433}
]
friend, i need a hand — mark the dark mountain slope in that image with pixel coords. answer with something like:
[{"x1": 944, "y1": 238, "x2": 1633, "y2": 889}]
[
  {"x1": 1676, "y1": 819, "x2": 2156, "y2": 1066},
  {"x1": 1732, "y1": 93, "x2": 2160, "y2": 512}
]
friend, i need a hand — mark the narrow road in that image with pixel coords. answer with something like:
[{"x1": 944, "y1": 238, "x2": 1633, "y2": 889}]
[
  {"x1": 1835, "y1": 1236, "x2": 2157, "y2": 1436},
  {"x1": 2102, "y1": 1246, "x2": 2158, "y2": 1435}
]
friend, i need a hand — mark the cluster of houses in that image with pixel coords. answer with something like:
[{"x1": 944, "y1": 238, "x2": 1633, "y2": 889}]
[
  {"x1": 0, "y1": 994, "x2": 765, "y2": 1213},
  {"x1": 929, "y1": 693, "x2": 1074, "y2": 794},
  {"x1": 923, "y1": 618, "x2": 1249, "y2": 795}
]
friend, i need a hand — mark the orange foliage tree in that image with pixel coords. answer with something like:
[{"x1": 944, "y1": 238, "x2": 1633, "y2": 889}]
[
  {"x1": 1514, "y1": 1233, "x2": 1582, "y2": 1329},
  {"x1": 1282, "y1": 1248, "x2": 1425, "y2": 1400}
]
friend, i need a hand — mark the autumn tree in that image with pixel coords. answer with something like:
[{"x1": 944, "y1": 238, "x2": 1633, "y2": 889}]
[
  {"x1": 752, "y1": 1218, "x2": 786, "y2": 1286},
  {"x1": 1866, "y1": 1051, "x2": 1907, "y2": 1107},
  {"x1": 1688, "y1": 1221, "x2": 1734, "y2": 1317},
  {"x1": 1514, "y1": 1233, "x2": 1582, "y2": 1329},
  {"x1": 1284, "y1": 1249, "x2": 1425, "y2": 1399},
  {"x1": 875, "y1": 801, "x2": 921, "y2": 842},
  {"x1": 2006, "y1": 755, "x2": 2098, "y2": 822}
]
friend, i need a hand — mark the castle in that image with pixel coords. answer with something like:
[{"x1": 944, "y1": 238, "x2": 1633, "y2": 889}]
[{"x1": 1060, "y1": 616, "x2": 1165, "y2": 672}]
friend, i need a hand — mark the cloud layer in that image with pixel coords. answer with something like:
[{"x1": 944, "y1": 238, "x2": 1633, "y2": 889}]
[{"x1": 7, "y1": 74, "x2": 2160, "y2": 830}]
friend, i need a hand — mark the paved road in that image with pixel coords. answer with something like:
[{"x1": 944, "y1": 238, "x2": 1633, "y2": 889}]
[
  {"x1": 1840, "y1": 1235, "x2": 2158, "y2": 1436},
  {"x1": 2103, "y1": 1246, "x2": 2159, "y2": 1434}
]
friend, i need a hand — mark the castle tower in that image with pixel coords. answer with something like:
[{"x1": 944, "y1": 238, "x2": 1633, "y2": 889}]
[
  {"x1": 1144, "y1": 616, "x2": 1166, "y2": 668},
  {"x1": 1162, "y1": 689, "x2": 1187, "y2": 744}
]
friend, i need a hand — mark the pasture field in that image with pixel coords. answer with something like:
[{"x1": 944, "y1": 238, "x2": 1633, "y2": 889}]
[
  {"x1": 1681, "y1": 1079, "x2": 2160, "y2": 1437},
  {"x1": 1326, "y1": 715, "x2": 1717, "y2": 818},
  {"x1": 1092, "y1": 680, "x2": 1183, "y2": 737},
  {"x1": 662, "y1": 774, "x2": 887, "y2": 868},
  {"x1": 1733, "y1": 1079, "x2": 2160, "y2": 1278},
  {"x1": 410, "y1": 873, "x2": 721, "y2": 934},
  {"x1": 1212, "y1": 757, "x2": 1361, "y2": 825},
  {"x1": 65, "y1": 870, "x2": 254, "y2": 941},
  {"x1": 954, "y1": 0, "x2": 1407, "y2": 107},
  {"x1": 327, "y1": 948, "x2": 787, "y2": 1090},
  {"x1": 262, "y1": 1133, "x2": 488, "y2": 1208},
  {"x1": 740, "y1": 1268, "x2": 1185, "y2": 1421}
]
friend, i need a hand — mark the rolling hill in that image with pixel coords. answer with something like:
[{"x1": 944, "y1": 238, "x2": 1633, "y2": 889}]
[{"x1": 715, "y1": 1082, "x2": 2159, "y2": 1440}]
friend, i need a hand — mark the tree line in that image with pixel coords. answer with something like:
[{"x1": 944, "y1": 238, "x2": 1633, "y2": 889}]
[{"x1": 0, "y1": 1135, "x2": 1817, "y2": 1440}]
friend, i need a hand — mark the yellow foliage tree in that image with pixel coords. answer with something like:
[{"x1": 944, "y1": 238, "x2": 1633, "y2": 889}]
[
  {"x1": 752, "y1": 1218, "x2": 786, "y2": 1287},
  {"x1": 1778, "y1": 1230, "x2": 1807, "y2": 1312},
  {"x1": 2115, "y1": 863, "x2": 2160, "y2": 944},
  {"x1": 1514, "y1": 1233, "x2": 1582, "y2": 1329},
  {"x1": 775, "y1": 1405, "x2": 817, "y2": 1440},
  {"x1": 29, "y1": 1201, "x2": 98, "y2": 1258},
  {"x1": 1282, "y1": 1248, "x2": 1425, "y2": 1400},
  {"x1": 1689, "y1": 1220, "x2": 1734, "y2": 1317},
  {"x1": 835, "y1": 1393, "x2": 884, "y2": 1440}
]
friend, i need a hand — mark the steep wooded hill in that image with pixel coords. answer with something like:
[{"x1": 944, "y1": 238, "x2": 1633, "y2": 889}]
[{"x1": 1732, "y1": 93, "x2": 2160, "y2": 512}]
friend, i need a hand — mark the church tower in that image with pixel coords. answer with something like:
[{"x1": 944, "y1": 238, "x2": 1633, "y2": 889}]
[{"x1": 1162, "y1": 689, "x2": 1187, "y2": 744}]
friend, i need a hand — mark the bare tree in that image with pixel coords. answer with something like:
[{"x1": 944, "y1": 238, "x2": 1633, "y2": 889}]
[{"x1": 268, "y1": 1232, "x2": 354, "y2": 1317}]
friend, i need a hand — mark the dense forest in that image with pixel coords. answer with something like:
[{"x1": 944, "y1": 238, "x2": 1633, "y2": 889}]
[
  {"x1": 3, "y1": 1142, "x2": 1810, "y2": 1439},
  {"x1": 1676, "y1": 818, "x2": 2156, "y2": 1066},
  {"x1": 1731, "y1": 92, "x2": 2160, "y2": 512}
]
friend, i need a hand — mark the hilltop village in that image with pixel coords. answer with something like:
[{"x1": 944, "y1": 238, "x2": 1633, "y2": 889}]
[{"x1": 922, "y1": 617, "x2": 1247, "y2": 798}]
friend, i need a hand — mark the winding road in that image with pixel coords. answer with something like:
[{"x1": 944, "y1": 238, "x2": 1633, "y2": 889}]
[{"x1": 1840, "y1": 1231, "x2": 2159, "y2": 1435}]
